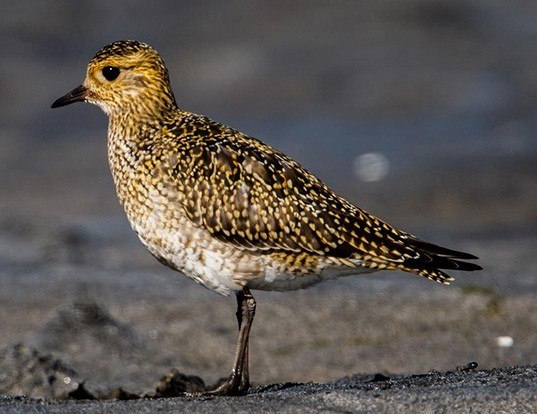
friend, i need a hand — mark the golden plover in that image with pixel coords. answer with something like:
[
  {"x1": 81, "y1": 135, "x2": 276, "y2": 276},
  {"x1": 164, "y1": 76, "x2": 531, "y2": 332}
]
[{"x1": 52, "y1": 40, "x2": 482, "y2": 395}]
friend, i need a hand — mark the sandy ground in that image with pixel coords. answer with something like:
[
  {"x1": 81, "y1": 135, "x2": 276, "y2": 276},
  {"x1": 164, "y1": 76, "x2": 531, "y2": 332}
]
[{"x1": 1, "y1": 365, "x2": 536, "y2": 413}]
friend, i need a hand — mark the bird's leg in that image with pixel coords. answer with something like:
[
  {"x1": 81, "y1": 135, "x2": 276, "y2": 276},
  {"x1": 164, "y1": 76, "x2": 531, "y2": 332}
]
[
  {"x1": 237, "y1": 291, "x2": 251, "y2": 391},
  {"x1": 203, "y1": 287, "x2": 256, "y2": 396}
]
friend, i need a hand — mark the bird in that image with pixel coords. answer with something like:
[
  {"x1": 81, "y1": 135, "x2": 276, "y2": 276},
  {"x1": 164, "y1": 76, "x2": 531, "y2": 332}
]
[{"x1": 51, "y1": 40, "x2": 482, "y2": 396}]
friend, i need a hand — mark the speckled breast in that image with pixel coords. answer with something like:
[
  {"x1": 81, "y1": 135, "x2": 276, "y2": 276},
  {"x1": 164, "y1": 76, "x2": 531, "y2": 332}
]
[{"x1": 107, "y1": 133, "x2": 256, "y2": 295}]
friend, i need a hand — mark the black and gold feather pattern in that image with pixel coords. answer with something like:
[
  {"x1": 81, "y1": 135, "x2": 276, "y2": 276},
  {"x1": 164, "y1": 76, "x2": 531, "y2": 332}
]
[
  {"x1": 75, "y1": 40, "x2": 481, "y2": 293},
  {"x1": 128, "y1": 110, "x2": 481, "y2": 285}
]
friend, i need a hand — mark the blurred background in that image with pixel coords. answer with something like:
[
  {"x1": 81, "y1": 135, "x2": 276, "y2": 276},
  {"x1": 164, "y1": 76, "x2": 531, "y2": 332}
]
[{"x1": 0, "y1": 0, "x2": 536, "y2": 398}]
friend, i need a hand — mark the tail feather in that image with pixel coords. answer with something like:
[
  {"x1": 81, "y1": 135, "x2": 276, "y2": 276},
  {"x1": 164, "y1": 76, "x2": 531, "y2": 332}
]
[
  {"x1": 398, "y1": 236, "x2": 482, "y2": 284},
  {"x1": 406, "y1": 237, "x2": 479, "y2": 260},
  {"x1": 403, "y1": 266, "x2": 455, "y2": 285}
]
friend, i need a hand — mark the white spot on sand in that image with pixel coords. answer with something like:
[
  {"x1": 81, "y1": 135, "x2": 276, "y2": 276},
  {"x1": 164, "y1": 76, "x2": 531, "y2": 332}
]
[{"x1": 496, "y1": 336, "x2": 514, "y2": 347}]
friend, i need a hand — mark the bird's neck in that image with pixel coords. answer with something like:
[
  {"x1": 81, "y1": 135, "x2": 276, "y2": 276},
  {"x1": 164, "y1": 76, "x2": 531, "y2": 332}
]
[
  {"x1": 108, "y1": 103, "x2": 178, "y2": 139},
  {"x1": 106, "y1": 105, "x2": 185, "y2": 197}
]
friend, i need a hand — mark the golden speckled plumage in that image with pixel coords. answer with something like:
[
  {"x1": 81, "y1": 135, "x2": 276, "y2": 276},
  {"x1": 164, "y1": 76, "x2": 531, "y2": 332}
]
[
  {"x1": 52, "y1": 39, "x2": 482, "y2": 395},
  {"x1": 59, "y1": 40, "x2": 481, "y2": 295}
]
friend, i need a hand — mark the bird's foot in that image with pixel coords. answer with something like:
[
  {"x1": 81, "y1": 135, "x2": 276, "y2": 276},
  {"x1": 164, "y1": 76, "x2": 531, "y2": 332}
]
[{"x1": 185, "y1": 373, "x2": 249, "y2": 397}]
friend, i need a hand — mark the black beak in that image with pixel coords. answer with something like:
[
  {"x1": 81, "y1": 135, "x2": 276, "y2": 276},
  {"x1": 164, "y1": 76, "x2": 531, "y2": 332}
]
[{"x1": 51, "y1": 85, "x2": 88, "y2": 108}]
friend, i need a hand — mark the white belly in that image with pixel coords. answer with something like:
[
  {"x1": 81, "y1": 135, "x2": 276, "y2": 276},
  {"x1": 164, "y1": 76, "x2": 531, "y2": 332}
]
[
  {"x1": 121, "y1": 185, "x2": 374, "y2": 296},
  {"x1": 129, "y1": 211, "x2": 374, "y2": 296},
  {"x1": 130, "y1": 214, "x2": 253, "y2": 295}
]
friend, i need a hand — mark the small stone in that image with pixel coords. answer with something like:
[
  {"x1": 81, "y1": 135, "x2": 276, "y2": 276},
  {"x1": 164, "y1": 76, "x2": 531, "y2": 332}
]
[
  {"x1": 154, "y1": 369, "x2": 206, "y2": 397},
  {"x1": 496, "y1": 336, "x2": 514, "y2": 348}
]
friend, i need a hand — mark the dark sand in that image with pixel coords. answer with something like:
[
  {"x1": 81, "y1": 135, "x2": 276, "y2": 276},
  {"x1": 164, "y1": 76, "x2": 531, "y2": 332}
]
[{"x1": 1, "y1": 364, "x2": 536, "y2": 413}]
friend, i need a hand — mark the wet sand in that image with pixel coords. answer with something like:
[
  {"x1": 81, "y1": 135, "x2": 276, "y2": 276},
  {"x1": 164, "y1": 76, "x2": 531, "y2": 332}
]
[{"x1": 1, "y1": 364, "x2": 536, "y2": 413}]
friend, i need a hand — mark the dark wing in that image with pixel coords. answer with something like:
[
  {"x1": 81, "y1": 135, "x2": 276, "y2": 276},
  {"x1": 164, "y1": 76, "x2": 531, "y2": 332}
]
[{"x1": 166, "y1": 114, "x2": 481, "y2": 282}]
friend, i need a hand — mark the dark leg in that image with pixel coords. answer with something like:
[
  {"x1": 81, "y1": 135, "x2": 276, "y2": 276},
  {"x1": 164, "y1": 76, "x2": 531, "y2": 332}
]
[
  {"x1": 197, "y1": 287, "x2": 256, "y2": 396},
  {"x1": 237, "y1": 291, "x2": 251, "y2": 391}
]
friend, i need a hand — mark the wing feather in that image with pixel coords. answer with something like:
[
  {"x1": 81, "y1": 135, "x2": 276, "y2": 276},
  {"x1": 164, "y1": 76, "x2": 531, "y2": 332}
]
[{"x1": 162, "y1": 113, "x2": 480, "y2": 279}]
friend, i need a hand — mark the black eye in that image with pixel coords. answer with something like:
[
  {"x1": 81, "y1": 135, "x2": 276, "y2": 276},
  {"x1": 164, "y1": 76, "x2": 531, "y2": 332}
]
[{"x1": 102, "y1": 66, "x2": 120, "y2": 81}]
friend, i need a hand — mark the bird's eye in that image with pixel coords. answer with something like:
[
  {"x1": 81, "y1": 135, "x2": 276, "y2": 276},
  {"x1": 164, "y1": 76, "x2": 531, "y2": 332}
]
[{"x1": 102, "y1": 66, "x2": 120, "y2": 81}]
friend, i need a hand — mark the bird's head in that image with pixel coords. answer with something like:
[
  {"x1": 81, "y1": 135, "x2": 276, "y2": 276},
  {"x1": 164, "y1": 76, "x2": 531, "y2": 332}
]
[{"x1": 51, "y1": 40, "x2": 177, "y2": 117}]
